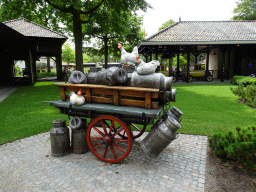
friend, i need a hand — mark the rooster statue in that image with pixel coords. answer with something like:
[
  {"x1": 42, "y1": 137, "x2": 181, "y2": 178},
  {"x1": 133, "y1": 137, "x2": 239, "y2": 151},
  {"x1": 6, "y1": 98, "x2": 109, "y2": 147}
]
[
  {"x1": 118, "y1": 43, "x2": 140, "y2": 65},
  {"x1": 136, "y1": 58, "x2": 160, "y2": 75},
  {"x1": 70, "y1": 89, "x2": 85, "y2": 106}
]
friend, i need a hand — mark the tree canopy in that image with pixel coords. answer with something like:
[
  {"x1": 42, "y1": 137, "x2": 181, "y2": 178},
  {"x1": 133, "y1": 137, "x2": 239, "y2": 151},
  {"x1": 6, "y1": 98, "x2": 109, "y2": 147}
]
[
  {"x1": 158, "y1": 19, "x2": 176, "y2": 31},
  {"x1": 0, "y1": 0, "x2": 151, "y2": 72},
  {"x1": 232, "y1": 0, "x2": 256, "y2": 20}
]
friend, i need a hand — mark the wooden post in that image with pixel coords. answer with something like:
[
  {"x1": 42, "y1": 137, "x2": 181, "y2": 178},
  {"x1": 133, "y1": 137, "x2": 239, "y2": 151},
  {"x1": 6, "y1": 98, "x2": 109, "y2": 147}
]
[
  {"x1": 145, "y1": 92, "x2": 151, "y2": 109},
  {"x1": 56, "y1": 54, "x2": 63, "y2": 80},
  {"x1": 177, "y1": 52, "x2": 180, "y2": 80},
  {"x1": 85, "y1": 88, "x2": 91, "y2": 102},
  {"x1": 113, "y1": 90, "x2": 119, "y2": 105},
  {"x1": 206, "y1": 46, "x2": 210, "y2": 74},
  {"x1": 186, "y1": 50, "x2": 191, "y2": 83},
  {"x1": 47, "y1": 57, "x2": 51, "y2": 72}
]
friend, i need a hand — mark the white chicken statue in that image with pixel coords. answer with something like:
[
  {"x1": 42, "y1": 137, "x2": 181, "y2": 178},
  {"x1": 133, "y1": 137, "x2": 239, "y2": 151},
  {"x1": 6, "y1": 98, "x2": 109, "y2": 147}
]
[
  {"x1": 136, "y1": 58, "x2": 160, "y2": 75},
  {"x1": 118, "y1": 43, "x2": 139, "y2": 65},
  {"x1": 70, "y1": 89, "x2": 85, "y2": 106}
]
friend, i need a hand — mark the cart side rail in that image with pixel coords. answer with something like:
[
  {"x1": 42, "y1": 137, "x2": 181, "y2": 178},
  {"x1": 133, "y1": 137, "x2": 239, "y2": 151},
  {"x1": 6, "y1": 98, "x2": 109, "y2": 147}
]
[{"x1": 55, "y1": 83, "x2": 159, "y2": 109}]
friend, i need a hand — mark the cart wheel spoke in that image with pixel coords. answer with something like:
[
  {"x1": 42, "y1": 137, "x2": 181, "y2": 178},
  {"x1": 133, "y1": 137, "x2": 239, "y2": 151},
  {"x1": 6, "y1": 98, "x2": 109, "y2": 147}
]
[
  {"x1": 92, "y1": 126, "x2": 105, "y2": 137},
  {"x1": 90, "y1": 137, "x2": 104, "y2": 140},
  {"x1": 94, "y1": 143, "x2": 104, "y2": 150},
  {"x1": 86, "y1": 115, "x2": 132, "y2": 163},
  {"x1": 112, "y1": 127, "x2": 125, "y2": 137},
  {"x1": 118, "y1": 124, "x2": 147, "y2": 139},
  {"x1": 110, "y1": 145, "x2": 117, "y2": 159},
  {"x1": 100, "y1": 120, "x2": 108, "y2": 135},
  {"x1": 131, "y1": 123, "x2": 141, "y2": 131},
  {"x1": 113, "y1": 142, "x2": 126, "y2": 153},
  {"x1": 113, "y1": 138, "x2": 128, "y2": 142},
  {"x1": 109, "y1": 120, "x2": 115, "y2": 135},
  {"x1": 103, "y1": 145, "x2": 108, "y2": 158}
]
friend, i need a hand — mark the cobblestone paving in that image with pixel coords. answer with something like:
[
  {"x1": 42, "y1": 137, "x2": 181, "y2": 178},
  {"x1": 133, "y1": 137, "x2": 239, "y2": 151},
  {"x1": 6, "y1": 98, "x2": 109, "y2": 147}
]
[{"x1": 0, "y1": 131, "x2": 208, "y2": 192}]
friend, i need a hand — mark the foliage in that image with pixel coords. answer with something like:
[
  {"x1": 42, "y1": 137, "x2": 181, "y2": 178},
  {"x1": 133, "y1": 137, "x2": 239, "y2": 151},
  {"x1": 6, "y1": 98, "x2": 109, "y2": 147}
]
[
  {"x1": 158, "y1": 19, "x2": 176, "y2": 31},
  {"x1": 36, "y1": 71, "x2": 57, "y2": 78},
  {"x1": 14, "y1": 65, "x2": 20, "y2": 74},
  {"x1": 209, "y1": 124, "x2": 256, "y2": 170},
  {"x1": 45, "y1": 0, "x2": 151, "y2": 71},
  {"x1": 84, "y1": 8, "x2": 145, "y2": 67},
  {"x1": 0, "y1": 0, "x2": 62, "y2": 33},
  {"x1": 62, "y1": 43, "x2": 75, "y2": 65},
  {"x1": 36, "y1": 62, "x2": 47, "y2": 70},
  {"x1": 232, "y1": 0, "x2": 256, "y2": 20},
  {"x1": 230, "y1": 84, "x2": 256, "y2": 108},
  {"x1": 232, "y1": 75, "x2": 256, "y2": 86}
]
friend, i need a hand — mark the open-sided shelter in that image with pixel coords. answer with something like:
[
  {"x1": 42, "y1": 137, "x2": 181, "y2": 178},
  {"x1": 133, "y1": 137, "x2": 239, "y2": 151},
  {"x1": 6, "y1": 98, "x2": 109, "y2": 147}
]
[
  {"x1": 1, "y1": 16, "x2": 68, "y2": 85},
  {"x1": 138, "y1": 20, "x2": 256, "y2": 81}
]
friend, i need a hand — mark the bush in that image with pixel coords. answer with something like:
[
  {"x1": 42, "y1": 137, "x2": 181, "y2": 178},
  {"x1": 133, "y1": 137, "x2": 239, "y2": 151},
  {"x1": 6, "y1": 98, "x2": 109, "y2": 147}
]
[
  {"x1": 209, "y1": 124, "x2": 256, "y2": 170},
  {"x1": 36, "y1": 62, "x2": 47, "y2": 70},
  {"x1": 230, "y1": 84, "x2": 256, "y2": 108},
  {"x1": 232, "y1": 75, "x2": 256, "y2": 86}
]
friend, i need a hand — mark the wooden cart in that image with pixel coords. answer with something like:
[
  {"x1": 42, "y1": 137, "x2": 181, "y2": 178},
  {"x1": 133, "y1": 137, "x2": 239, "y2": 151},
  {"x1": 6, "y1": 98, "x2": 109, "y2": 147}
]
[{"x1": 44, "y1": 83, "x2": 166, "y2": 163}]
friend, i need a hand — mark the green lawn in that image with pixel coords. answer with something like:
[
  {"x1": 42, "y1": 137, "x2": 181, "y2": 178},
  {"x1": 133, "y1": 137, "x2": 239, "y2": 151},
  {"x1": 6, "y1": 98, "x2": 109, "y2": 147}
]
[
  {"x1": 0, "y1": 82, "x2": 255, "y2": 145},
  {"x1": 172, "y1": 83, "x2": 256, "y2": 136},
  {"x1": 0, "y1": 82, "x2": 69, "y2": 144}
]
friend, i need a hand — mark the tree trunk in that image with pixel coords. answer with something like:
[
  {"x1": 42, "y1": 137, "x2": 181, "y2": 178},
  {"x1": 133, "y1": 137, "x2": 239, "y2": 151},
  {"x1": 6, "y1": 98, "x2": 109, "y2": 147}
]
[
  {"x1": 47, "y1": 57, "x2": 51, "y2": 72},
  {"x1": 104, "y1": 35, "x2": 109, "y2": 69},
  {"x1": 73, "y1": 10, "x2": 83, "y2": 72}
]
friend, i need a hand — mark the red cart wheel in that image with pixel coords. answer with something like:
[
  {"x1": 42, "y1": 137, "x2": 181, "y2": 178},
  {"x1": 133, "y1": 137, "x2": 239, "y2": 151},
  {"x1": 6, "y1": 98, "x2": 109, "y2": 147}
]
[
  {"x1": 86, "y1": 116, "x2": 132, "y2": 163},
  {"x1": 118, "y1": 124, "x2": 147, "y2": 139}
]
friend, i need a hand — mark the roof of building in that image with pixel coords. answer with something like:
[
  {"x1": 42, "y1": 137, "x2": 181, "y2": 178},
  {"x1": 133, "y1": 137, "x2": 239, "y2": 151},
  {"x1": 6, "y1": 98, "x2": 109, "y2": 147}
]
[
  {"x1": 3, "y1": 16, "x2": 67, "y2": 39},
  {"x1": 141, "y1": 21, "x2": 256, "y2": 45}
]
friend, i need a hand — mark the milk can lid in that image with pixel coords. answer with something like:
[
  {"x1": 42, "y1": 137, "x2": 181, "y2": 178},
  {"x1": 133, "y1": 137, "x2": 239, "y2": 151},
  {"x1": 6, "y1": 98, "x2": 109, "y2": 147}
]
[{"x1": 167, "y1": 116, "x2": 181, "y2": 129}]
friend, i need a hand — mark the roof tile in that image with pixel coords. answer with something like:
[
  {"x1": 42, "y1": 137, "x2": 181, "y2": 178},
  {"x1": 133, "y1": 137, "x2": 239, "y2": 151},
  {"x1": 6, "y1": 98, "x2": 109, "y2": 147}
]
[
  {"x1": 3, "y1": 17, "x2": 67, "y2": 39},
  {"x1": 146, "y1": 21, "x2": 256, "y2": 42}
]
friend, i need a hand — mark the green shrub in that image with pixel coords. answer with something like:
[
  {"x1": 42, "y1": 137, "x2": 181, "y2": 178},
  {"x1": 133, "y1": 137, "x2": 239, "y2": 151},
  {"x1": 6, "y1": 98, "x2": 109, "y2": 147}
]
[
  {"x1": 232, "y1": 75, "x2": 256, "y2": 86},
  {"x1": 230, "y1": 84, "x2": 256, "y2": 108},
  {"x1": 36, "y1": 62, "x2": 47, "y2": 70},
  {"x1": 208, "y1": 124, "x2": 256, "y2": 170}
]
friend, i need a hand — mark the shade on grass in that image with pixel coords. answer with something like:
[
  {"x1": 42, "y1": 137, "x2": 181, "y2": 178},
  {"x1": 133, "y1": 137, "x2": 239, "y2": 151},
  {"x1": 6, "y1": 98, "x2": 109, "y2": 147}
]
[
  {"x1": 172, "y1": 83, "x2": 256, "y2": 136},
  {"x1": 0, "y1": 82, "x2": 255, "y2": 145}
]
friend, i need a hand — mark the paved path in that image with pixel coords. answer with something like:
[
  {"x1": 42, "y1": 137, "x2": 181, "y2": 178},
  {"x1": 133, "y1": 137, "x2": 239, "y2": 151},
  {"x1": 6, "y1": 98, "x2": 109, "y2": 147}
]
[
  {"x1": 0, "y1": 86, "x2": 19, "y2": 103},
  {"x1": 0, "y1": 131, "x2": 208, "y2": 192}
]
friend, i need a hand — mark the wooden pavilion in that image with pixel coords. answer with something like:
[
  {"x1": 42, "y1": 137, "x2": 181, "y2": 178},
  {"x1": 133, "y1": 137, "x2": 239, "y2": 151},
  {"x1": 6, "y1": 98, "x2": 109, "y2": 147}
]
[
  {"x1": 1, "y1": 16, "x2": 68, "y2": 85},
  {"x1": 138, "y1": 20, "x2": 256, "y2": 81}
]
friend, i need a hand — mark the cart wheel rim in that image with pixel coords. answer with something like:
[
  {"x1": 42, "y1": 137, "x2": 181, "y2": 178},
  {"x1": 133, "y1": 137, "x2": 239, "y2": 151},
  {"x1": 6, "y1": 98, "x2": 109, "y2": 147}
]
[
  {"x1": 118, "y1": 124, "x2": 146, "y2": 139},
  {"x1": 86, "y1": 116, "x2": 132, "y2": 163}
]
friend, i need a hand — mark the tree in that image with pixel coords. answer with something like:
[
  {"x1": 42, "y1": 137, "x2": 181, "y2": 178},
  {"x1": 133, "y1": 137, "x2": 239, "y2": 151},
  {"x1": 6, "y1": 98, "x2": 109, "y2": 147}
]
[
  {"x1": 1, "y1": 0, "x2": 151, "y2": 72},
  {"x1": 44, "y1": 0, "x2": 151, "y2": 72},
  {"x1": 158, "y1": 19, "x2": 176, "y2": 31},
  {"x1": 233, "y1": 0, "x2": 256, "y2": 20},
  {"x1": 62, "y1": 43, "x2": 75, "y2": 66},
  {"x1": 85, "y1": 11, "x2": 145, "y2": 68}
]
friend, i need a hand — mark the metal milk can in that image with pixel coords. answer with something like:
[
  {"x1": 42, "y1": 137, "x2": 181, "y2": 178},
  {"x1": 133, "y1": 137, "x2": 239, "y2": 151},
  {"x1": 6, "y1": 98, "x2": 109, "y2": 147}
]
[
  {"x1": 167, "y1": 106, "x2": 183, "y2": 123},
  {"x1": 50, "y1": 119, "x2": 70, "y2": 157},
  {"x1": 131, "y1": 72, "x2": 173, "y2": 91},
  {"x1": 140, "y1": 116, "x2": 181, "y2": 159},
  {"x1": 69, "y1": 116, "x2": 89, "y2": 154},
  {"x1": 95, "y1": 67, "x2": 127, "y2": 85},
  {"x1": 87, "y1": 67, "x2": 102, "y2": 84}
]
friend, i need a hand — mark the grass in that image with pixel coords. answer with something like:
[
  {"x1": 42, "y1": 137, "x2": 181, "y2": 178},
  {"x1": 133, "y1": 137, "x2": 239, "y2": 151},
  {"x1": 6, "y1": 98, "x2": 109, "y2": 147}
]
[
  {"x1": 0, "y1": 82, "x2": 69, "y2": 145},
  {"x1": 172, "y1": 83, "x2": 256, "y2": 136},
  {"x1": 0, "y1": 82, "x2": 255, "y2": 145},
  {"x1": 35, "y1": 67, "x2": 91, "y2": 78}
]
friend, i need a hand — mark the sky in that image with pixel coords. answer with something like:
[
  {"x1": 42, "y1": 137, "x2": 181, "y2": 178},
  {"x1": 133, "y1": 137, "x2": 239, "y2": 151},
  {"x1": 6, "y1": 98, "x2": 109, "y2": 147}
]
[{"x1": 139, "y1": 0, "x2": 238, "y2": 38}]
